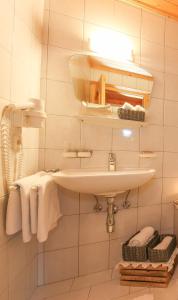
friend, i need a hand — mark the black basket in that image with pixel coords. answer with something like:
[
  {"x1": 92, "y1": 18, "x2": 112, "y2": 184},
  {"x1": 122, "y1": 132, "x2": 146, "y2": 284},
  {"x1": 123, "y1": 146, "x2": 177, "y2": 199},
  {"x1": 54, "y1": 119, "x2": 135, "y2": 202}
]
[
  {"x1": 148, "y1": 234, "x2": 177, "y2": 263},
  {"x1": 122, "y1": 231, "x2": 159, "y2": 262},
  {"x1": 118, "y1": 108, "x2": 145, "y2": 122}
]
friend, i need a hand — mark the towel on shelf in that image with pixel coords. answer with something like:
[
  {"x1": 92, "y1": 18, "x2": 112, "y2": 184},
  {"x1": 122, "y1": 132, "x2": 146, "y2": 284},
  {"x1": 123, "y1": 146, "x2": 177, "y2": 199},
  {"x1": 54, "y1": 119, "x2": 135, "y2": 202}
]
[
  {"x1": 6, "y1": 188, "x2": 21, "y2": 235},
  {"x1": 128, "y1": 226, "x2": 155, "y2": 247},
  {"x1": 30, "y1": 174, "x2": 62, "y2": 243},
  {"x1": 154, "y1": 236, "x2": 173, "y2": 250}
]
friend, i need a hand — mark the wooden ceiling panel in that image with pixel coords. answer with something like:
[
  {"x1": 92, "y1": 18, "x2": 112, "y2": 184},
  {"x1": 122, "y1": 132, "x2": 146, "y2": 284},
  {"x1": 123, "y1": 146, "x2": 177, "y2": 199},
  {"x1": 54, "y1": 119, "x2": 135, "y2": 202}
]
[{"x1": 123, "y1": 0, "x2": 178, "y2": 21}]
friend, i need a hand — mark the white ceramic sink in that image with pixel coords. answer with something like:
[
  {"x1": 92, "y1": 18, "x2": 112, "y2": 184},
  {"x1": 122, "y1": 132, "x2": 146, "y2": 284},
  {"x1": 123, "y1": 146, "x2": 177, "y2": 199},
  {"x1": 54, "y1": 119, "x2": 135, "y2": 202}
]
[{"x1": 53, "y1": 168, "x2": 155, "y2": 197}]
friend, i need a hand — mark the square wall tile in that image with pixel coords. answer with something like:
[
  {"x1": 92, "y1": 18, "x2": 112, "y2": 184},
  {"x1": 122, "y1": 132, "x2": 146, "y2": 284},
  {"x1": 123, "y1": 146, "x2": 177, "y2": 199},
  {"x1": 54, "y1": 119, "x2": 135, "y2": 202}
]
[
  {"x1": 79, "y1": 242, "x2": 109, "y2": 276},
  {"x1": 0, "y1": 47, "x2": 11, "y2": 100},
  {"x1": 164, "y1": 126, "x2": 178, "y2": 152},
  {"x1": 23, "y1": 149, "x2": 39, "y2": 176},
  {"x1": 109, "y1": 239, "x2": 122, "y2": 268},
  {"x1": 140, "y1": 152, "x2": 163, "y2": 178},
  {"x1": 50, "y1": 0, "x2": 84, "y2": 19},
  {"x1": 85, "y1": 0, "x2": 114, "y2": 27},
  {"x1": 44, "y1": 150, "x2": 80, "y2": 171},
  {"x1": 46, "y1": 80, "x2": 81, "y2": 116},
  {"x1": 47, "y1": 46, "x2": 75, "y2": 82},
  {"x1": 112, "y1": 128, "x2": 139, "y2": 151},
  {"x1": 71, "y1": 270, "x2": 112, "y2": 291},
  {"x1": 165, "y1": 47, "x2": 178, "y2": 75},
  {"x1": 138, "y1": 179, "x2": 162, "y2": 207},
  {"x1": 137, "y1": 205, "x2": 161, "y2": 231},
  {"x1": 140, "y1": 125, "x2": 163, "y2": 152},
  {"x1": 0, "y1": 245, "x2": 8, "y2": 295},
  {"x1": 59, "y1": 187, "x2": 79, "y2": 216},
  {"x1": 0, "y1": 0, "x2": 14, "y2": 51},
  {"x1": 115, "y1": 188, "x2": 138, "y2": 209},
  {"x1": 80, "y1": 194, "x2": 107, "y2": 214},
  {"x1": 162, "y1": 178, "x2": 178, "y2": 203},
  {"x1": 79, "y1": 213, "x2": 109, "y2": 245},
  {"x1": 32, "y1": 279, "x2": 73, "y2": 300},
  {"x1": 0, "y1": 290, "x2": 8, "y2": 300},
  {"x1": 81, "y1": 151, "x2": 109, "y2": 170},
  {"x1": 163, "y1": 152, "x2": 178, "y2": 177},
  {"x1": 48, "y1": 288, "x2": 90, "y2": 300},
  {"x1": 8, "y1": 235, "x2": 27, "y2": 282},
  {"x1": 113, "y1": 151, "x2": 139, "y2": 169},
  {"x1": 9, "y1": 268, "x2": 28, "y2": 300},
  {"x1": 45, "y1": 215, "x2": 79, "y2": 251},
  {"x1": 45, "y1": 247, "x2": 78, "y2": 283},
  {"x1": 164, "y1": 100, "x2": 178, "y2": 127},
  {"x1": 45, "y1": 116, "x2": 81, "y2": 150},
  {"x1": 166, "y1": 18, "x2": 178, "y2": 49},
  {"x1": 49, "y1": 13, "x2": 83, "y2": 50},
  {"x1": 165, "y1": 73, "x2": 178, "y2": 101},
  {"x1": 111, "y1": 208, "x2": 137, "y2": 240},
  {"x1": 81, "y1": 123, "x2": 112, "y2": 151},
  {"x1": 161, "y1": 203, "x2": 174, "y2": 232},
  {"x1": 114, "y1": 1, "x2": 141, "y2": 37},
  {"x1": 141, "y1": 40, "x2": 164, "y2": 72},
  {"x1": 146, "y1": 98, "x2": 163, "y2": 125},
  {"x1": 141, "y1": 11, "x2": 165, "y2": 45},
  {"x1": 88, "y1": 279, "x2": 129, "y2": 300},
  {"x1": 150, "y1": 69, "x2": 164, "y2": 99}
]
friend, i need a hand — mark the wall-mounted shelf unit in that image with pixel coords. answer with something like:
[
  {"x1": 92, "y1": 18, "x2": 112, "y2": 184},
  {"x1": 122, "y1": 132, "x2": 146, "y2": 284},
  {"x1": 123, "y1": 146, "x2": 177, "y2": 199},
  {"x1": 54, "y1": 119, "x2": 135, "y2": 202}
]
[
  {"x1": 78, "y1": 115, "x2": 147, "y2": 128},
  {"x1": 123, "y1": 0, "x2": 178, "y2": 21}
]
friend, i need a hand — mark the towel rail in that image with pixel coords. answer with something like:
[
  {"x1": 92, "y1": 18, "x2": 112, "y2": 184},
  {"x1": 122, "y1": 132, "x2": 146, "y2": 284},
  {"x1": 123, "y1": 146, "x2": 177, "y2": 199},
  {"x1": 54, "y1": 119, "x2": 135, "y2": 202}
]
[
  {"x1": 9, "y1": 185, "x2": 38, "y2": 191},
  {"x1": 8, "y1": 169, "x2": 60, "y2": 191}
]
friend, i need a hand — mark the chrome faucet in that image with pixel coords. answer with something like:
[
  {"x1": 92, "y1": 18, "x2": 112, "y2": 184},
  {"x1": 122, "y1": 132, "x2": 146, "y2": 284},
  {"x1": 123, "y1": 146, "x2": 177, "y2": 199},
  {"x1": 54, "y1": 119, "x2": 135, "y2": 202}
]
[{"x1": 108, "y1": 153, "x2": 116, "y2": 171}]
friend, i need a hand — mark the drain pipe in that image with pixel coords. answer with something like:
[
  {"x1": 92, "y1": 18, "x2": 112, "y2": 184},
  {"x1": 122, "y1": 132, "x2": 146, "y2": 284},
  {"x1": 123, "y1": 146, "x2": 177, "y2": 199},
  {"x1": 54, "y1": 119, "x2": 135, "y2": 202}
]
[{"x1": 106, "y1": 197, "x2": 118, "y2": 233}]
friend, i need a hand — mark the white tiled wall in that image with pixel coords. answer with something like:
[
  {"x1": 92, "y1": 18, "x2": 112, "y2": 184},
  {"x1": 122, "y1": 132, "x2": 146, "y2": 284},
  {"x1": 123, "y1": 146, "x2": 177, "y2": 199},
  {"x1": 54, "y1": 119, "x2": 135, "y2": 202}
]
[
  {"x1": 0, "y1": 0, "x2": 44, "y2": 299},
  {"x1": 40, "y1": 0, "x2": 178, "y2": 284}
]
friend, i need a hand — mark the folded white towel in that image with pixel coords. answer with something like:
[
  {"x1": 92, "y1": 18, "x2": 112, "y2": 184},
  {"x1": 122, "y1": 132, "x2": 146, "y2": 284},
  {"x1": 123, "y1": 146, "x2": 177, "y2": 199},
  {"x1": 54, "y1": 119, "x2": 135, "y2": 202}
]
[
  {"x1": 129, "y1": 226, "x2": 155, "y2": 247},
  {"x1": 6, "y1": 188, "x2": 21, "y2": 235},
  {"x1": 154, "y1": 236, "x2": 173, "y2": 250},
  {"x1": 33, "y1": 174, "x2": 62, "y2": 243}
]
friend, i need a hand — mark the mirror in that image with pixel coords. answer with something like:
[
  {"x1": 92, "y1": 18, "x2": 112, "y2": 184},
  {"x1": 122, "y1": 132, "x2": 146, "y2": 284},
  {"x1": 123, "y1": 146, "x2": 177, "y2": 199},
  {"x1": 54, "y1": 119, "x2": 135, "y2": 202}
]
[{"x1": 69, "y1": 54, "x2": 154, "y2": 109}]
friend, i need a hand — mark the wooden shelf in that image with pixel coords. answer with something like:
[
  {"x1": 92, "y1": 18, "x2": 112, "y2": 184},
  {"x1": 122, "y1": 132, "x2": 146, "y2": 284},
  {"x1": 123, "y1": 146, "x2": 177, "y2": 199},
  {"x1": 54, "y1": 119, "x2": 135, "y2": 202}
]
[{"x1": 78, "y1": 114, "x2": 147, "y2": 128}]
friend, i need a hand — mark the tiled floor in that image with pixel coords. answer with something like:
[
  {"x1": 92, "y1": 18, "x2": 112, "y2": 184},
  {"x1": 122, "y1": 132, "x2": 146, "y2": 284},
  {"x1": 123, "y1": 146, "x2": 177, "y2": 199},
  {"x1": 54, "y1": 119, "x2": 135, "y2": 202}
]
[{"x1": 31, "y1": 267, "x2": 178, "y2": 300}]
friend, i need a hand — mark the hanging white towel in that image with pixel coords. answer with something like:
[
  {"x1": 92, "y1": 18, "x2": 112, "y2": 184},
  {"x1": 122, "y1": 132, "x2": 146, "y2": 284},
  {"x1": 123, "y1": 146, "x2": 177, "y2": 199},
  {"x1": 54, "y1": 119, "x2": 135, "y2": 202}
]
[
  {"x1": 30, "y1": 174, "x2": 62, "y2": 243},
  {"x1": 6, "y1": 188, "x2": 21, "y2": 235},
  {"x1": 30, "y1": 187, "x2": 38, "y2": 234},
  {"x1": 14, "y1": 172, "x2": 45, "y2": 242}
]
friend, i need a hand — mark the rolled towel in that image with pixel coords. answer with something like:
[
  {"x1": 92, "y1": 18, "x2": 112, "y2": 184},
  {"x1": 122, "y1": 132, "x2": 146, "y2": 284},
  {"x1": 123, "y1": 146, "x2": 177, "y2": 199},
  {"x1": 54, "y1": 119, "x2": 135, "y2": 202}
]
[
  {"x1": 128, "y1": 226, "x2": 155, "y2": 247},
  {"x1": 154, "y1": 236, "x2": 173, "y2": 250}
]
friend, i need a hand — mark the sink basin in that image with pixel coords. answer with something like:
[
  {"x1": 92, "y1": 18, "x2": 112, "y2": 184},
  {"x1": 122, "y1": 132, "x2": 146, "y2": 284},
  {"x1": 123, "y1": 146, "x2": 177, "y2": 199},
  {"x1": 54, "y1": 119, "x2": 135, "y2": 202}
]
[{"x1": 53, "y1": 168, "x2": 155, "y2": 197}]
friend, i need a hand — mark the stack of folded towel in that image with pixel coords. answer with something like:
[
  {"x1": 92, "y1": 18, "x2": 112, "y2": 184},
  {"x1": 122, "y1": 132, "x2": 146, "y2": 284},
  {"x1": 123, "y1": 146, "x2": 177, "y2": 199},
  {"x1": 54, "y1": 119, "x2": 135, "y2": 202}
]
[
  {"x1": 128, "y1": 226, "x2": 173, "y2": 250},
  {"x1": 6, "y1": 172, "x2": 62, "y2": 243}
]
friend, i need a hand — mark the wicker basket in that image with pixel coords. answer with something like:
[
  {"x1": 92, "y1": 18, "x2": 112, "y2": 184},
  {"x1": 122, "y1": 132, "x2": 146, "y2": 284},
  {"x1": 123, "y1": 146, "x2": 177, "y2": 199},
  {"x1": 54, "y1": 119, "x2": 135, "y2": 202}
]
[
  {"x1": 122, "y1": 231, "x2": 159, "y2": 262},
  {"x1": 118, "y1": 108, "x2": 145, "y2": 122},
  {"x1": 148, "y1": 234, "x2": 177, "y2": 263}
]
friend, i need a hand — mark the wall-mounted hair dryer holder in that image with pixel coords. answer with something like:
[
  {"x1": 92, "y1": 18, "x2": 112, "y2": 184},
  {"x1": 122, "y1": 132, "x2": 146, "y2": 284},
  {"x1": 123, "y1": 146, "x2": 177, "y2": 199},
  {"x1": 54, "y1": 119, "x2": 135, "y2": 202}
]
[
  {"x1": 1, "y1": 99, "x2": 47, "y2": 187},
  {"x1": 12, "y1": 109, "x2": 46, "y2": 128}
]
